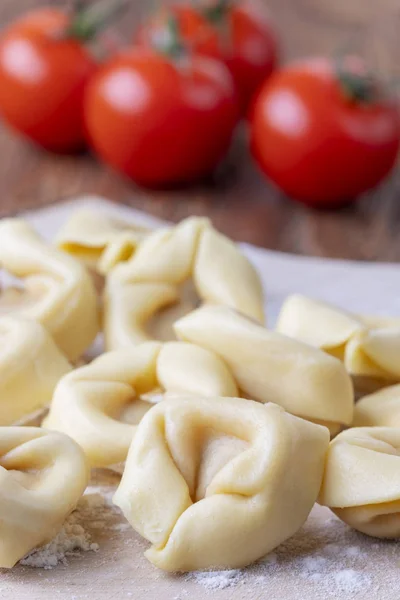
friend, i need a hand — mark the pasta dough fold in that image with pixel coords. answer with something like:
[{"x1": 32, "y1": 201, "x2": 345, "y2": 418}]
[
  {"x1": 354, "y1": 384, "x2": 400, "y2": 427},
  {"x1": 104, "y1": 217, "x2": 265, "y2": 350},
  {"x1": 276, "y1": 294, "x2": 400, "y2": 383},
  {"x1": 43, "y1": 341, "x2": 238, "y2": 467},
  {"x1": 0, "y1": 316, "x2": 71, "y2": 425},
  {"x1": 56, "y1": 208, "x2": 149, "y2": 274},
  {"x1": 0, "y1": 427, "x2": 88, "y2": 567},
  {"x1": 175, "y1": 305, "x2": 354, "y2": 434},
  {"x1": 0, "y1": 219, "x2": 99, "y2": 360},
  {"x1": 113, "y1": 396, "x2": 329, "y2": 571},
  {"x1": 319, "y1": 427, "x2": 400, "y2": 538}
]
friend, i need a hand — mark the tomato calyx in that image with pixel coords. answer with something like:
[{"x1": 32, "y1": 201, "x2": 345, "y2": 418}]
[
  {"x1": 64, "y1": 0, "x2": 129, "y2": 43},
  {"x1": 146, "y1": 14, "x2": 187, "y2": 60},
  {"x1": 335, "y1": 56, "x2": 380, "y2": 105},
  {"x1": 202, "y1": 0, "x2": 235, "y2": 23}
]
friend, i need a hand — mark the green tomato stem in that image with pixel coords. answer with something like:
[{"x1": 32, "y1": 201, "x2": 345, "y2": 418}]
[
  {"x1": 335, "y1": 56, "x2": 379, "y2": 105},
  {"x1": 66, "y1": 0, "x2": 130, "y2": 42}
]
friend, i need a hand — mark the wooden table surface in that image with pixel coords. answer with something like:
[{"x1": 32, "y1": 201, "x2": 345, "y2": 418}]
[{"x1": 0, "y1": 0, "x2": 400, "y2": 260}]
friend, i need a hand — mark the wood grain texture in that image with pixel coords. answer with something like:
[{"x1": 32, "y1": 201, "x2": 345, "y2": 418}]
[{"x1": 0, "y1": 0, "x2": 400, "y2": 260}]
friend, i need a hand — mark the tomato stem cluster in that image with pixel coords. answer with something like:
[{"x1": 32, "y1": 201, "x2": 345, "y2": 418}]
[
  {"x1": 149, "y1": 14, "x2": 187, "y2": 59},
  {"x1": 335, "y1": 57, "x2": 378, "y2": 105},
  {"x1": 67, "y1": 0, "x2": 129, "y2": 42},
  {"x1": 202, "y1": 0, "x2": 234, "y2": 23}
]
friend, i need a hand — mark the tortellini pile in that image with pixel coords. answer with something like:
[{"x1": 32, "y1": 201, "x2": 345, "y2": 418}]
[{"x1": 1, "y1": 208, "x2": 400, "y2": 572}]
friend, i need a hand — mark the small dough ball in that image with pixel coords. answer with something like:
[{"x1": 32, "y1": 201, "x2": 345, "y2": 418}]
[
  {"x1": 319, "y1": 427, "x2": 400, "y2": 538},
  {"x1": 114, "y1": 396, "x2": 329, "y2": 571},
  {"x1": 0, "y1": 316, "x2": 71, "y2": 425},
  {"x1": 0, "y1": 427, "x2": 89, "y2": 567}
]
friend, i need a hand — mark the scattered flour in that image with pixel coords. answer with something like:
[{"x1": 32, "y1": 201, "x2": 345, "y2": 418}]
[
  {"x1": 332, "y1": 569, "x2": 372, "y2": 595},
  {"x1": 111, "y1": 522, "x2": 131, "y2": 532},
  {"x1": 192, "y1": 570, "x2": 243, "y2": 591},
  {"x1": 19, "y1": 491, "x2": 120, "y2": 569},
  {"x1": 12, "y1": 488, "x2": 399, "y2": 598},
  {"x1": 187, "y1": 509, "x2": 382, "y2": 598}
]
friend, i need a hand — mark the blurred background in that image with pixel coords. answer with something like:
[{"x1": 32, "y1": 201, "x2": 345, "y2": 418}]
[{"x1": 0, "y1": 0, "x2": 400, "y2": 259}]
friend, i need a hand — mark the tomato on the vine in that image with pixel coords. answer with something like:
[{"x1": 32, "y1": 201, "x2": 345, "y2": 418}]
[
  {"x1": 84, "y1": 41, "x2": 239, "y2": 187},
  {"x1": 251, "y1": 57, "x2": 400, "y2": 208},
  {"x1": 0, "y1": 7, "x2": 100, "y2": 152},
  {"x1": 137, "y1": 0, "x2": 278, "y2": 114}
]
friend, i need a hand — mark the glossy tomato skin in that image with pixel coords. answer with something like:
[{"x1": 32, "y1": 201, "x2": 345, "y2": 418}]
[
  {"x1": 251, "y1": 58, "x2": 400, "y2": 208},
  {"x1": 0, "y1": 8, "x2": 97, "y2": 152},
  {"x1": 224, "y1": 1, "x2": 278, "y2": 113},
  {"x1": 137, "y1": 1, "x2": 278, "y2": 115},
  {"x1": 84, "y1": 49, "x2": 239, "y2": 187}
]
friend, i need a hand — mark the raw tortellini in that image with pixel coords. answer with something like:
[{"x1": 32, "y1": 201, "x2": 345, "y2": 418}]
[
  {"x1": 0, "y1": 316, "x2": 71, "y2": 425},
  {"x1": 0, "y1": 219, "x2": 99, "y2": 361},
  {"x1": 114, "y1": 396, "x2": 330, "y2": 571},
  {"x1": 0, "y1": 427, "x2": 88, "y2": 568},
  {"x1": 175, "y1": 305, "x2": 354, "y2": 435},
  {"x1": 56, "y1": 208, "x2": 149, "y2": 274},
  {"x1": 276, "y1": 294, "x2": 400, "y2": 384},
  {"x1": 319, "y1": 427, "x2": 400, "y2": 538},
  {"x1": 43, "y1": 341, "x2": 238, "y2": 468},
  {"x1": 104, "y1": 217, "x2": 265, "y2": 350},
  {"x1": 354, "y1": 384, "x2": 400, "y2": 427}
]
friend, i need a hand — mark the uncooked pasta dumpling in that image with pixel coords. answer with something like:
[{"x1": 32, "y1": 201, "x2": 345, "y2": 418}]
[
  {"x1": 56, "y1": 208, "x2": 149, "y2": 275},
  {"x1": 319, "y1": 427, "x2": 400, "y2": 538},
  {"x1": 175, "y1": 305, "x2": 354, "y2": 435},
  {"x1": 0, "y1": 316, "x2": 71, "y2": 425},
  {"x1": 354, "y1": 384, "x2": 400, "y2": 427},
  {"x1": 276, "y1": 294, "x2": 400, "y2": 384},
  {"x1": 104, "y1": 217, "x2": 265, "y2": 350},
  {"x1": 114, "y1": 396, "x2": 329, "y2": 571},
  {"x1": 0, "y1": 427, "x2": 89, "y2": 568},
  {"x1": 0, "y1": 219, "x2": 99, "y2": 361},
  {"x1": 43, "y1": 341, "x2": 238, "y2": 468},
  {"x1": 276, "y1": 294, "x2": 364, "y2": 359}
]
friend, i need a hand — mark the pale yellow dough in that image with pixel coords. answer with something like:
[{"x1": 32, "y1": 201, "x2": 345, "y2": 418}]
[
  {"x1": 0, "y1": 219, "x2": 99, "y2": 361},
  {"x1": 113, "y1": 396, "x2": 329, "y2": 572},
  {"x1": 319, "y1": 427, "x2": 400, "y2": 538},
  {"x1": 354, "y1": 384, "x2": 400, "y2": 427},
  {"x1": 276, "y1": 294, "x2": 400, "y2": 382},
  {"x1": 0, "y1": 316, "x2": 71, "y2": 425},
  {"x1": 175, "y1": 305, "x2": 354, "y2": 434},
  {"x1": 56, "y1": 209, "x2": 149, "y2": 275},
  {"x1": 104, "y1": 217, "x2": 265, "y2": 350},
  {"x1": 43, "y1": 341, "x2": 238, "y2": 468},
  {"x1": 0, "y1": 427, "x2": 89, "y2": 568}
]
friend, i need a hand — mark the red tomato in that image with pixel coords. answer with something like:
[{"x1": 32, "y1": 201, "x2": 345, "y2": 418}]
[
  {"x1": 0, "y1": 8, "x2": 97, "y2": 152},
  {"x1": 84, "y1": 49, "x2": 239, "y2": 187},
  {"x1": 137, "y1": 1, "x2": 278, "y2": 114},
  {"x1": 251, "y1": 58, "x2": 400, "y2": 208}
]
